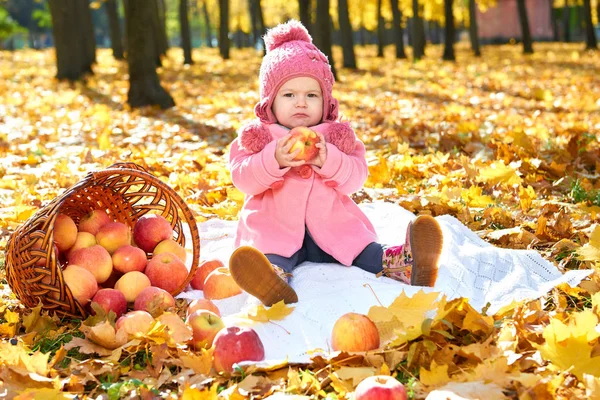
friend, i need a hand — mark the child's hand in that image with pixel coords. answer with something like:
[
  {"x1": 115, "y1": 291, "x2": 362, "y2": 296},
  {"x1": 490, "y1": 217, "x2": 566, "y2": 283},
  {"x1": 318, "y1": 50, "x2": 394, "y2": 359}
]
[
  {"x1": 309, "y1": 132, "x2": 327, "y2": 168},
  {"x1": 275, "y1": 135, "x2": 306, "y2": 168}
]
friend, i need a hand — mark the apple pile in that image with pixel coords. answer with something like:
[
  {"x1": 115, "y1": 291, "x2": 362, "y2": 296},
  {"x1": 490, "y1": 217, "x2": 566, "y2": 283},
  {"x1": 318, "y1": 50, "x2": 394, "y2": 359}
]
[{"x1": 51, "y1": 210, "x2": 188, "y2": 318}]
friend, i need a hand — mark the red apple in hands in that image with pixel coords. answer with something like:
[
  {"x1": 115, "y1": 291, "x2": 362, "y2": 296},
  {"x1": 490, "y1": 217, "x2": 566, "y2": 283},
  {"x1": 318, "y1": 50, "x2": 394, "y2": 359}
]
[
  {"x1": 213, "y1": 326, "x2": 265, "y2": 373},
  {"x1": 354, "y1": 375, "x2": 407, "y2": 400},
  {"x1": 96, "y1": 222, "x2": 132, "y2": 254},
  {"x1": 134, "y1": 286, "x2": 176, "y2": 317},
  {"x1": 289, "y1": 126, "x2": 319, "y2": 161},
  {"x1": 78, "y1": 209, "x2": 111, "y2": 235},
  {"x1": 190, "y1": 259, "x2": 224, "y2": 290},
  {"x1": 187, "y1": 298, "x2": 221, "y2": 318},
  {"x1": 203, "y1": 267, "x2": 242, "y2": 300},
  {"x1": 331, "y1": 312, "x2": 380, "y2": 352},
  {"x1": 112, "y1": 245, "x2": 147, "y2": 273},
  {"x1": 53, "y1": 214, "x2": 78, "y2": 252},
  {"x1": 132, "y1": 214, "x2": 173, "y2": 253},
  {"x1": 145, "y1": 252, "x2": 189, "y2": 293},
  {"x1": 67, "y1": 244, "x2": 113, "y2": 284},
  {"x1": 186, "y1": 310, "x2": 225, "y2": 350},
  {"x1": 91, "y1": 288, "x2": 128, "y2": 318}
]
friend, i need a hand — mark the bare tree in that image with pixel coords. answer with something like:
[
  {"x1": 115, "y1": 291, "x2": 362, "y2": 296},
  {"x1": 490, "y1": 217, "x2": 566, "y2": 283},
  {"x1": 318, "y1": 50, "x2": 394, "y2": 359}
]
[
  {"x1": 106, "y1": 0, "x2": 124, "y2": 60},
  {"x1": 442, "y1": 0, "x2": 455, "y2": 60},
  {"x1": 338, "y1": 0, "x2": 356, "y2": 68},
  {"x1": 47, "y1": 0, "x2": 96, "y2": 81},
  {"x1": 125, "y1": 0, "x2": 175, "y2": 109},
  {"x1": 180, "y1": 0, "x2": 193, "y2": 64},
  {"x1": 516, "y1": 0, "x2": 533, "y2": 53},
  {"x1": 390, "y1": 0, "x2": 407, "y2": 59},
  {"x1": 468, "y1": 0, "x2": 481, "y2": 56}
]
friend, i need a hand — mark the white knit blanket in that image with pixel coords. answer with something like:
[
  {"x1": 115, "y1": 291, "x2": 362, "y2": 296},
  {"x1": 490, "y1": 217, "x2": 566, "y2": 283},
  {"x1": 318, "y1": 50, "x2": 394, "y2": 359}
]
[{"x1": 179, "y1": 202, "x2": 592, "y2": 365}]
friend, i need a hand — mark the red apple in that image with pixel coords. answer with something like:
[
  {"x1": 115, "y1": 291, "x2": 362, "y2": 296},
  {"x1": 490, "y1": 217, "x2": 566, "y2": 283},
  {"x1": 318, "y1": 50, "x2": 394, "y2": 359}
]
[
  {"x1": 132, "y1": 214, "x2": 173, "y2": 253},
  {"x1": 187, "y1": 298, "x2": 221, "y2": 318},
  {"x1": 115, "y1": 310, "x2": 155, "y2": 337},
  {"x1": 354, "y1": 375, "x2": 407, "y2": 400},
  {"x1": 190, "y1": 259, "x2": 224, "y2": 290},
  {"x1": 153, "y1": 239, "x2": 187, "y2": 263},
  {"x1": 96, "y1": 222, "x2": 132, "y2": 254},
  {"x1": 331, "y1": 312, "x2": 380, "y2": 352},
  {"x1": 186, "y1": 310, "x2": 225, "y2": 350},
  {"x1": 67, "y1": 244, "x2": 113, "y2": 284},
  {"x1": 145, "y1": 252, "x2": 189, "y2": 293},
  {"x1": 213, "y1": 326, "x2": 265, "y2": 373},
  {"x1": 203, "y1": 267, "x2": 242, "y2": 300},
  {"x1": 289, "y1": 126, "x2": 319, "y2": 161},
  {"x1": 112, "y1": 245, "x2": 147, "y2": 273},
  {"x1": 133, "y1": 286, "x2": 176, "y2": 317},
  {"x1": 63, "y1": 264, "x2": 98, "y2": 306},
  {"x1": 114, "y1": 271, "x2": 151, "y2": 303},
  {"x1": 91, "y1": 288, "x2": 128, "y2": 318},
  {"x1": 53, "y1": 214, "x2": 78, "y2": 252},
  {"x1": 78, "y1": 209, "x2": 112, "y2": 235}
]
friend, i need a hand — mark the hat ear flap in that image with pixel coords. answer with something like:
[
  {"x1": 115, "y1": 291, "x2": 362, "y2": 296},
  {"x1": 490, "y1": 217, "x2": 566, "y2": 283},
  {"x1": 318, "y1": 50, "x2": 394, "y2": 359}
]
[
  {"x1": 324, "y1": 97, "x2": 339, "y2": 122},
  {"x1": 254, "y1": 97, "x2": 275, "y2": 123}
]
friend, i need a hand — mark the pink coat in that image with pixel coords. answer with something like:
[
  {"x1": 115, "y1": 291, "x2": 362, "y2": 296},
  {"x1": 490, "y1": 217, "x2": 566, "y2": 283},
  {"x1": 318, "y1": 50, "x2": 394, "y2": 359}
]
[{"x1": 228, "y1": 120, "x2": 378, "y2": 266}]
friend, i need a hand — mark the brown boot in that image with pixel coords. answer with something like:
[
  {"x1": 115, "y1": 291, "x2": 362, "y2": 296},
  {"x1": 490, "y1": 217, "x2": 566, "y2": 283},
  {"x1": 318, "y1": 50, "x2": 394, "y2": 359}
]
[
  {"x1": 229, "y1": 246, "x2": 298, "y2": 306},
  {"x1": 409, "y1": 215, "x2": 443, "y2": 287}
]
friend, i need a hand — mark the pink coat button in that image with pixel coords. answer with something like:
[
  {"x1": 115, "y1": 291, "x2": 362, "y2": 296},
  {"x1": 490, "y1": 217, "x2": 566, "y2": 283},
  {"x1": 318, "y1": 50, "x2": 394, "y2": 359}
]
[
  {"x1": 325, "y1": 181, "x2": 338, "y2": 188},
  {"x1": 271, "y1": 181, "x2": 283, "y2": 189},
  {"x1": 298, "y1": 165, "x2": 313, "y2": 179}
]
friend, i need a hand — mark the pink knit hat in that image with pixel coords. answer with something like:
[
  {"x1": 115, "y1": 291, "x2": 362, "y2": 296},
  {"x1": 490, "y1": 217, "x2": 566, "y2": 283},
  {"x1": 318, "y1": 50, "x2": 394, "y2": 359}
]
[{"x1": 254, "y1": 20, "x2": 338, "y2": 124}]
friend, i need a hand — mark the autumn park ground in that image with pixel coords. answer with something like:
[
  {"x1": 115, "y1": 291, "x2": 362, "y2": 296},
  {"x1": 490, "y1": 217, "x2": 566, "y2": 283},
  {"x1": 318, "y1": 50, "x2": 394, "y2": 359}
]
[{"x1": 0, "y1": 42, "x2": 599, "y2": 398}]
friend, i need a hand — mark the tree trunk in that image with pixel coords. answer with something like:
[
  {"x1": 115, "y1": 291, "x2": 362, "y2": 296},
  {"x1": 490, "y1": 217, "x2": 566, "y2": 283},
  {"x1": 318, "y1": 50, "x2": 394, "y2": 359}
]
[
  {"x1": 583, "y1": 0, "x2": 597, "y2": 49},
  {"x1": 156, "y1": 0, "x2": 169, "y2": 56},
  {"x1": 376, "y1": 0, "x2": 385, "y2": 57},
  {"x1": 256, "y1": 0, "x2": 266, "y2": 53},
  {"x1": 469, "y1": 0, "x2": 481, "y2": 56},
  {"x1": 315, "y1": 0, "x2": 337, "y2": 79},
  {"x1": 338, "y1": 0, "x2": 356, "y2": 68},
  {"x1": 249, "y1": 0, "x2": 259, "y2": 46},
  {"x1": 48, "y1": 0, "x2": 96, "y2": 81},
  {"x1": 125, "y1": 0, "x2": 175, "y2": 109},
  {"x1": 219, "y1": 0, "x2": 230, "y2": 59},
  {"x1": 442, "y1": 0, "x2": 455, "y2": 60},
  {"x1": 563, "y1": 0, "x2": 571, "y2": 41},
  {"x1": 202, "y1": 0, "x2": 213, "y2": 47},
  {"x1": 390, "y1": 0, "x2": 407, "y2": 59},
  {"x1": 412, "y1": 0, "x2": 425, "y2": 59},
  {"x1": 106, "y1": 0, "x2": 124, "y2": 60},
  {"x1": 517, "y1": 0, "x2": 534, "y2": 53},
  {"x1": 549, "y1": 0, "x2": 559, "y2": 41},
  {"x1": 180, "y1": 0, "x2": 193, "y2": 64},
  {"x1": 299, "y1": 0, "x2": 313, "y2": 36}
]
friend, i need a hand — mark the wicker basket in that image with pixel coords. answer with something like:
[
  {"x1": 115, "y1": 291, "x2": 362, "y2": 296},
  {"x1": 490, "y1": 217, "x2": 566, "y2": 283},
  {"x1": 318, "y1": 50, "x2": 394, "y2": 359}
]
[{"x1": 5, "y1": 162, "x2": 200, "y2": 318}]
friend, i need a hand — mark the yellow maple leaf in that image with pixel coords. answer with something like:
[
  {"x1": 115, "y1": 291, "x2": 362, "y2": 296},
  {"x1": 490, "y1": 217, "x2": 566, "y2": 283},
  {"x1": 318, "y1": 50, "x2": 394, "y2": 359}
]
[
  {"x1": 461, "y1": 185, "x2": 494, "y2": 208},
  {"x1": 334, "y1": 366, "x2": 377, "y2": 386},
  {"x1": 0, "y1": 342, "x2": 50, "y2": 376},
  {"x1": 181, "y1": 383, "x2": 218, "y2": 400},
  {"x1": 537, "y1": 314, "x2": 600, "y2": 380},
  {"x1": 0, "y1": 309, "x2": 20, "y2": 338},
  {"x1": 246, "y1": 300, "x2": 295, "y2": 323},
  {"x1": 519, "y1": 185, "x2": 536, "y2": 211},
  {"x1": 420, "y1": 360, "x2": 451, "y2": 386},
  {"x1": 178, "y1": 348, "x2": 213, "y2": 375},
  {"x1": 577, "y1": 225, "x2": 600, "y2": 262},
  {"x1": 476, "y1": 160, "x2": 523, "y2": 186}
]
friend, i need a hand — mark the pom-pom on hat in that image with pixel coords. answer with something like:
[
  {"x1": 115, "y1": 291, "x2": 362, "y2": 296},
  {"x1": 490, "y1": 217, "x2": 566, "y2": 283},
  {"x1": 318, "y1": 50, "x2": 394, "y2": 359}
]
[{"x1": 254, "y1": 20, "x2": 338, "y2": 124}]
